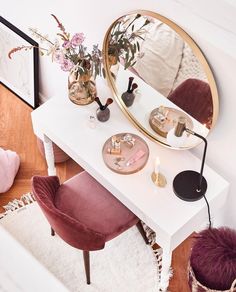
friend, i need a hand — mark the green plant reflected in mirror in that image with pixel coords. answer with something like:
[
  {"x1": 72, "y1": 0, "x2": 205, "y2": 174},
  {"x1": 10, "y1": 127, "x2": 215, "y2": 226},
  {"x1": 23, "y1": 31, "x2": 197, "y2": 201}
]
[{"x1": 103, "y1": 10, "x2": 219, "y2": 149}]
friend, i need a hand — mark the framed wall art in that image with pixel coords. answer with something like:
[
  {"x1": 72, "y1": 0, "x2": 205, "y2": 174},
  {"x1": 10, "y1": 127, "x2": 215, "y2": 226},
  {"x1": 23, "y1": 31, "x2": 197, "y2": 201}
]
[{"x1": 0, "y1": 16, "x2": 39, "y2": 108}]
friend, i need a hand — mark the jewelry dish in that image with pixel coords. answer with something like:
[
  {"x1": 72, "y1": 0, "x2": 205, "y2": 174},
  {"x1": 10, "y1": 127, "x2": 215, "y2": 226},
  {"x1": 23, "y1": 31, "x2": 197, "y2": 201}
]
[
  {"x1": 102, "y1": 133, "x2": 149, "y2": 174},
  {"x1": 149, "y1": 106, "x2": 193, "y2": 138}
]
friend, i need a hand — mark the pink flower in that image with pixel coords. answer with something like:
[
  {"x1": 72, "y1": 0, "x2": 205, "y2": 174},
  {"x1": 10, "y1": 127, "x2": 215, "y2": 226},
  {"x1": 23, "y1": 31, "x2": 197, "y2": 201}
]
[
  {"x1": 62, "y1": 40, "x2": 71, "y2": 49},
  {"x1": 71, "y1": 33, "x2": 85, "y2": 47},
  {"x1": 53, "y1": 50, "x2": 64, "y2": 63},
  {"x1": 60, "y1": 58, "x2": 74, "y2": 72}
]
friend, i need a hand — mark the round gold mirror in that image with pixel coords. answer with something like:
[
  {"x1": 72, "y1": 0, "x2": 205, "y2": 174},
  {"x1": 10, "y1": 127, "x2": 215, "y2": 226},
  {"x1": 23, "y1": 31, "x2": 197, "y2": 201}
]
[{"x1": 103, "y1": 10, "x2": 219, "y2": 149}]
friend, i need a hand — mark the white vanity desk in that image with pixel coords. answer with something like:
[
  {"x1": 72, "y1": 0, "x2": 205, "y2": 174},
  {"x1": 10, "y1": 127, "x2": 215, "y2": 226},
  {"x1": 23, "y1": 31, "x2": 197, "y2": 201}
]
[{"x1": 31, "y1": 80, "x2": 229, "y2": 291}]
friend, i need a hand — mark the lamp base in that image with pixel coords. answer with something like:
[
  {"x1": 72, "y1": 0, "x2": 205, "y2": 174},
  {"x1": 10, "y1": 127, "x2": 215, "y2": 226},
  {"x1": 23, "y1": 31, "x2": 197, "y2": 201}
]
[{"x1": 173, "y1": 170, "x2": 207, "y2": 202}]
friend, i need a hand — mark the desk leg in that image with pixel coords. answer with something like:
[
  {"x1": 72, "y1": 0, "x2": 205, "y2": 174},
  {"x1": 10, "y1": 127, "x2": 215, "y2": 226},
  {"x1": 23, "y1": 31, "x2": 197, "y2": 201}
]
[
  {"x1": 43, "y1": 135, "x2": 56, "y2": 176},
  {"x1": 159, "y1": 249, "x2": 172, "y2": 291}
]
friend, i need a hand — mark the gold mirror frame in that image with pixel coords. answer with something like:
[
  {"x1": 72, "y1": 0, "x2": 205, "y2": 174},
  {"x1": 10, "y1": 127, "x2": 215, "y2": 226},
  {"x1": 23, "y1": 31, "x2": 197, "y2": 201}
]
[{"x1": 103, "y1": 10, "x2": 219, "y2": 149}]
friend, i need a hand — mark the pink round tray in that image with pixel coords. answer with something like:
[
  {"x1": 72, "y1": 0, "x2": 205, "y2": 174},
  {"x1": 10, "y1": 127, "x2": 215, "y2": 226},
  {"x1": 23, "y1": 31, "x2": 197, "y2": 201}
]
[
  {"x1": 149, "y1": 106, "x2": 193, "y2": 138},
  {"x1": 102, "y1": 133, "x2": 149, "y2": 174}
]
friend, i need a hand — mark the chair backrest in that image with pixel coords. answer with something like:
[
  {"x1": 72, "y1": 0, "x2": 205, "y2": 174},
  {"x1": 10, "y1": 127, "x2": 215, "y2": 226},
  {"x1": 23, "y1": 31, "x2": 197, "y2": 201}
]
[
  {"x1": 168, "y1": 78, "x2": 213, "y2": 128},
  {"x1": 31, "y1": 176, "x2": 105, "y2": 251}
]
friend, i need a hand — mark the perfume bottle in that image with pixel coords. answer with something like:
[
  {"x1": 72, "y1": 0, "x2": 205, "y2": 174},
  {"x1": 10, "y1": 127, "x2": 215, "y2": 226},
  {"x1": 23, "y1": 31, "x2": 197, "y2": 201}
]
[
  {"x1": 88, "y1": 115, "x2": 96, "y2": 129},
  {"x1": 107, "y1": 135, "x2": 121, "y2": 155}
]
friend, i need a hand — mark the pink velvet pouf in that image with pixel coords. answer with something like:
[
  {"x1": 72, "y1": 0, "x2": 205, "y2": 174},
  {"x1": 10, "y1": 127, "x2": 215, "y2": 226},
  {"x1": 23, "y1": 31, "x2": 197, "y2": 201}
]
[
  {"x1": 37, "y1": 138, "x2": 70, "y2": 163},
  {"x1": 0, "y1": 148, "x2": 20, "y2": 193},
  {"x1": 189, "y1": 227, "x2": 236, "y2": 291}
]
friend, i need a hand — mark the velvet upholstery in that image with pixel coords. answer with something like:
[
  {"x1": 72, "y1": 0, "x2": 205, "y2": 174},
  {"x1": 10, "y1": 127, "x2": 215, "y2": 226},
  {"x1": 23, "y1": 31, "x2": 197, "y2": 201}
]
[
  {"x1": 55, "y1": 172, "x2": 139, "y2": 241},
  {"x1": 32, "y1": 172, "x2": 139, "y2": 251},
  {"x1": 168, "y1": 78, "x2": 213, "y2": 128}
]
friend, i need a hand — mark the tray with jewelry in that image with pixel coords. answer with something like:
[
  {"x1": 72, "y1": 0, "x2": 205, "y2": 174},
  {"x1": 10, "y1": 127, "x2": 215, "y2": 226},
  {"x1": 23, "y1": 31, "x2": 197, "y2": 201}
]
[
  {"x1": 102, "y1": 133, "x2": 149, "y2": 174},
  {"x1": 149, "y1": 106, "x2": 193, "y2": 138}
]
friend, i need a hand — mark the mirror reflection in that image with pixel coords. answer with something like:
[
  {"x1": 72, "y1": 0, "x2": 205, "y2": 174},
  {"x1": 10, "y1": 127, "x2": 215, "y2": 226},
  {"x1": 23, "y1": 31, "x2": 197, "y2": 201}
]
[{"x1": 105, "y1": 12, "x2": 217, "y2": 149}]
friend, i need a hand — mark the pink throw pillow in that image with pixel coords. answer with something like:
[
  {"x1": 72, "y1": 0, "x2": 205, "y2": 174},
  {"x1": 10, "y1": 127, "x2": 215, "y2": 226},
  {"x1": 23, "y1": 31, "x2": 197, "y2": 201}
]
[{"x1": 0, "y1": 148, "x2": 20, "y2": 193}]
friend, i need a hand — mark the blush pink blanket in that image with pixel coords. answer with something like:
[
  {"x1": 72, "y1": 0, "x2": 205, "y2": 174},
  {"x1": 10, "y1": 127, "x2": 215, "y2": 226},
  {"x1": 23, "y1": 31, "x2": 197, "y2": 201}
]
[{"x1": 0, "y1": 148, "x2": 20, "y2": 193}]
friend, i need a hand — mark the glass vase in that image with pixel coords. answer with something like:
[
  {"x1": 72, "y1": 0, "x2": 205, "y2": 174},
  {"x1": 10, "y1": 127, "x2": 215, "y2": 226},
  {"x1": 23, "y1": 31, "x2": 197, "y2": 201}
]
[
  {"x1": 68, "y1": 70, "x2": 96, "y2": 105},
  {"x1": 121, "y1": 91, "x2": 135, "y2": 107},
  {"x1": 96, "y1": 107, "x2": 110, "y2": 122}
]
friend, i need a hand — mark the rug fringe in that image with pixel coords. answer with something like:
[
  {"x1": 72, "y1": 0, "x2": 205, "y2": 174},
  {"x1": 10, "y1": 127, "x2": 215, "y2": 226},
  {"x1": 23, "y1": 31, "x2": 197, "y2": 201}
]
[
  {"x1": 141, "y1": 221, "x2": 165, "y2": 284},
  {"x1": 0, "y1": 192, "x2": 35, "y2": 219},
  {"x1": 141, "y1": 221, "x2": 157, "y2": 246}
]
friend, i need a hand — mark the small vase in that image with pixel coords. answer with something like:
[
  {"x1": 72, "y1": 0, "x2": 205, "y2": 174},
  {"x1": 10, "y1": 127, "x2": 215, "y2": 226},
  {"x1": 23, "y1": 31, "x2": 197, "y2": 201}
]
[
  {"x1": 68, "y1": 70, "x2": 96, "y2": 105},
  {"x1": 121, "y1": 91, "x2": 135, "y2": 107},
  {"x1": 96, "y1": 107, "x2": 110, "y2": 122}
]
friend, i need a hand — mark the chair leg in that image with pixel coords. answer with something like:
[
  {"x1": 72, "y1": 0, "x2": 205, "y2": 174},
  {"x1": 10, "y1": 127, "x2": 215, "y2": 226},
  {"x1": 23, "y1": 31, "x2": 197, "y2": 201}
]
[
  {"x1": 51, "y1": 227, "x2": 55, "y2": 236},
  {"x1": 136, "y1": 221, "x2": 149, "y2": 244},
  {"x1": 83, "y1": 251, "x2": 90, "y2": 285}
]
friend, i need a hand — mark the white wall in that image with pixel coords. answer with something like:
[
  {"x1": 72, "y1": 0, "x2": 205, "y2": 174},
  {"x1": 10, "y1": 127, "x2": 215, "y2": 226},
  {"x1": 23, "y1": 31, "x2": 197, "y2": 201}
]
[{"x1": 2, "y1": 0, "x2": 236, "y2": 227}]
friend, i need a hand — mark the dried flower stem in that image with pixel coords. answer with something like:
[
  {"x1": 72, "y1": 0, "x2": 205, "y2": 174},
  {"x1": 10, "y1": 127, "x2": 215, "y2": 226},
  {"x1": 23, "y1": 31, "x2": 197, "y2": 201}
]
[
  {"x1": 29, "y1": 28, "x2": 54, "y2": 46},
  {"x1": 51, "y1": 14, "x2": 69, "y2": 40},
  {"x1": 8, "y1": 45, "x2": 47, "y2": 59}
]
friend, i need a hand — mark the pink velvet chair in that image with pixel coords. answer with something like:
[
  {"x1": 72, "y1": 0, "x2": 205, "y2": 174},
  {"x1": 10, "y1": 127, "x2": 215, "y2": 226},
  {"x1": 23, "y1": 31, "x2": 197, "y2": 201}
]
[
  {"x1": 168, "y1": 78, "x2": 213, "y2": 128},
  {"x1": 31, "y1": 172, "x2": 148, "y2": 284}
]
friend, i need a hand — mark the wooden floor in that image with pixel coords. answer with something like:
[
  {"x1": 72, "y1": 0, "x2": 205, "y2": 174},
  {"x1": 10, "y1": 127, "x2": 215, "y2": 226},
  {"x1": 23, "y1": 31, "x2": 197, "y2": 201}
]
[{"x1": 0, "y1": 84, "x2": 193, "y2": 291}]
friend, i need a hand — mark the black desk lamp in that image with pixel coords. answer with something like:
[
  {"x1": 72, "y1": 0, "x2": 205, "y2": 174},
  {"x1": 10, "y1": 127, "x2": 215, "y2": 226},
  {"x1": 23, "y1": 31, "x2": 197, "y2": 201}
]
[{"x1": 171, "y1": 117, "x2": 207, "y2": 202}]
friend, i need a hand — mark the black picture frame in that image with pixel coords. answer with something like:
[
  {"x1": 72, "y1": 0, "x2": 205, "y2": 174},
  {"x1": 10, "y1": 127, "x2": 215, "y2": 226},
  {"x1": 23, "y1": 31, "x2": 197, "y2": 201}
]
[{"x1": 0, "y1": 16, "x2": 39, "y2": 108}]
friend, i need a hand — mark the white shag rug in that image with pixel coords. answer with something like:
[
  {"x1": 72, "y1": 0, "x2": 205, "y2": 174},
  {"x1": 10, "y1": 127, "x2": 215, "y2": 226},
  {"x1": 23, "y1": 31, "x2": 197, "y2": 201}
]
[{"x1": 0, "y1": 195, "x2": 162, "y2": 292}]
